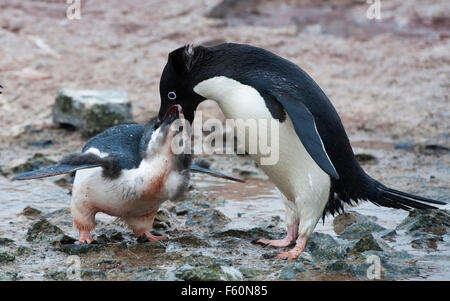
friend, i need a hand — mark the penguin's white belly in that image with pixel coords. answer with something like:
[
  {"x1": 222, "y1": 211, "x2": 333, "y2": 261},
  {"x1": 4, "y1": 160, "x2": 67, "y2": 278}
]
[
  {"x1": 195, "y1": 76, "x2": 331, "y2": 235},
  {"x1": 71, "y1": 158, "x2": 184, "y2": 218}
]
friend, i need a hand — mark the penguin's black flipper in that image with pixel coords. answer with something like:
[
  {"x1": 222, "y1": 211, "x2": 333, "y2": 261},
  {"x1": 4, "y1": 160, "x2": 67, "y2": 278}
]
[
  {"x1": 190, "y1": 163, "x2": 245, "y2": 183},
  {"x1": 13, "y1": 163, "x2": 102, "y2": 180},
  {"x1": 268, "y1": 91, "x2": 339, "y2": 180}
]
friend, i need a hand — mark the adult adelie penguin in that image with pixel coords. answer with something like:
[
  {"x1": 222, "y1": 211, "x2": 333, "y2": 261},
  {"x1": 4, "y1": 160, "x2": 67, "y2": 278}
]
[
  {"x1": 14, "y1": 105, "x2": 243, "y2": 244},
  {"x1": 157, "y1": 43, "x2": 446, "y2": 259}
]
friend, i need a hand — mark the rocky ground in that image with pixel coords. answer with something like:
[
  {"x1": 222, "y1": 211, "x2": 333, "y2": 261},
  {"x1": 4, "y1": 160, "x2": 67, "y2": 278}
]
[
  {"x1": 0, "y1": 185, "x2": 449, "y2": 281},
  {"x1": 0, "y1": 0, "x2": 449, "y2": 281}
]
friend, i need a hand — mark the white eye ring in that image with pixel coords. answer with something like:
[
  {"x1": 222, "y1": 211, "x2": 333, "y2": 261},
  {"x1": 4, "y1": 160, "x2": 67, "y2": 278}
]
[{"x1": 168, "y1": 91, "x2": 177, "y2": 100}]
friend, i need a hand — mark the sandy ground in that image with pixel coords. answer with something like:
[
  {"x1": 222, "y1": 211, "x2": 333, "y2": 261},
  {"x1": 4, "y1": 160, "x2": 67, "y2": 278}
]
[{"x1": 0, "y1": 0, "x2": 449, "y2": 281}]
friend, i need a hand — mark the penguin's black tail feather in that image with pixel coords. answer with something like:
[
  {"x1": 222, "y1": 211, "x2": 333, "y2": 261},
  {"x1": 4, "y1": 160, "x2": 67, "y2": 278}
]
[
  {"x1": 373, "y1": 183, "x2": 446, "y2": 211},
  {"x1": 13, "y1": 152, "x2": 121, "y2": 180}
]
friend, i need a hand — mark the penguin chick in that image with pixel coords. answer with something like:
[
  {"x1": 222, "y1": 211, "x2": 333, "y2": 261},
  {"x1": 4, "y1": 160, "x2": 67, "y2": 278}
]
[{"x1": 14, "y1": 105, "x2": 244, "y2": 243}]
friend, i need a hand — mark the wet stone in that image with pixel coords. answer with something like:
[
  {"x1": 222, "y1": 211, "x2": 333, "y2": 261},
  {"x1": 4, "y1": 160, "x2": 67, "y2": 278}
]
[
  {"x1": 173, "y1": 202, "x2": 195, "y2": 216},
  {"x1": 52, "y1": 89, "x2": 133, "y2": 137},
  {"x1": 3, "y1": 153, "x2": 56, "y2": 176},
  {"x1": 59, "y1": 243, "x2": 105, "y2": 255},
  {"x1": 0, "y1": 237, "x2": 14, "y2": 246},
  {"x1": 26, "y1": 218, "x2": 64, "y2": 241},
  {"x1": 96, "y1": 230, "x2": 124, "y2": 244},
  {"x1": 21, "y1": 206, "x2": 42, "y2": 219},
  {"x1": 51, "y1": 234, "x2": 77, "y2": 246},
  {"x1": 279, "y1": 262, "x2": 308, "y2": 280},
  {"x1": 346, "y1": 234, "x2": 383, "y2": 254},
  {"x1": 16, "y1": 245, "x2": 34, "y2": 256},
  {"x1": 175, "y1": 264, "x2": 222, "y2": 281},
  {"x1": 185, "y1": 209, "x2": 231, "y2": 231},
  {"x1": 170, "y1": 234, "x2": 210, "y2": 248},
  {"x1": 339, "y1": 221, "x2": 386, "y2": 240},
  {"x1": 0, "y1": 251, "x2": 15, "y2": 263},
  {"x1": 133, "y1": 269, "x2": 160, "y2": 281},
  {"x1": 0, "y1": 270, "x2": 18, "y2": 281},
  {"x1": 81, "y1": 269, "x2": 107, "y2": 280},
  {"x1": 397, "y1": 209, "x2": 449, "y2": 236},
  {"x1": 355, "y1": 153, "x2": 378, "y2": 165},
  {"x1": 379, "y1": 229, "x2": 397, "y2": 241},
  {"x1": 306, "y1": 232, "x2": 345, "y2": 261},
  {"x1": 410, "y1": 232, "x2": 443, "y2": 250},
  {"x1": 239, "y1": 268, "x2": 261, "y2": 279},
  {"x1": 212, "y1": 227, "x2": 280, "y2": 241},
  {"x1": 333, "y1": 211, "x2": 376, "y2": 235},
  {"x1": 45, "y1": 269, "x2": 68, "y2": 281},
  {"x1": 326, "y1": 260, "x2": 354, "y2": 275}
]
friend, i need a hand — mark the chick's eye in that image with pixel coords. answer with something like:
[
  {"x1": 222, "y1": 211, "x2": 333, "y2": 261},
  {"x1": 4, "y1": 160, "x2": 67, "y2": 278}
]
[{"x1": 168, "y1": 91, "x2": 177, "y2": 100}]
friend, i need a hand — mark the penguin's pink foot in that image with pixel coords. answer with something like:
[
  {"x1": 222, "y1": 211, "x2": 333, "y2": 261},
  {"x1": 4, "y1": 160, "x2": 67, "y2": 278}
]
[
  {"x1": 143, "y1": 231, "x2": 167, "y2": 242},
  {"x1": 257, "y1": 223, "x2": 298, "y2": 248},
  {"x1": 276, "y1": 235, "x2": 308, "y2": 260},
  {"x1": 78, "y1": 230, "x2": 95, "y2": 244}
]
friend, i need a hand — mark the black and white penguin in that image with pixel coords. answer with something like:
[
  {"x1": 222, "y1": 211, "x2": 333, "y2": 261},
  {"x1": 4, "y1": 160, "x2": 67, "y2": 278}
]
[
  {"x1": 157, "y1": 43, "x2": 446, "y2": 259},
  {"x1": 14, "y1": 105, "x2": 243, "y2": 243}
]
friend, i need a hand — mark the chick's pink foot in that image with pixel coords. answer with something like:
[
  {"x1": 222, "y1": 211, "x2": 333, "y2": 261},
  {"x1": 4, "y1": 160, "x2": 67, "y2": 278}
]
[{"x1": 144, "y1": 231, "x2": 167, "y2": 242}]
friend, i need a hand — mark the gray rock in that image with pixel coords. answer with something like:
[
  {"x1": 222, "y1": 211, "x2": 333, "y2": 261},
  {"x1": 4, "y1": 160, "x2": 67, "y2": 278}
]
[
  {"x1": 59, "y1": 243, "x2": 105, "y2": 255},
  {"x1": 326, "y1": 260, "x2": 354, "y2": 274},
  {"x1": 212, "y1": 227, "x2": 280, "y2": 240},
  {"x1": 185, "y1": 209, "x2": 231, "y2": 231},
  {"x1": 52, "y1": 89, "x2": 133, "y2": 137},
  {"x1": 26, "y1": 218, "x2": 64, "y2": 241},
  {"x1": 355, "y1": 153, "x2": 378, "y2": 165},
  {"x1": 207, "y1": 0, "x2": 256, "y2": 19},
  {"x1": 81, "y1": 269, "x2": 107, "y2": 280},
  {"x1": 96, "y1": 230, "x2": 124, "y2": 244},
  {"x1": 21, "y1": 206, "x2": 42, "y2": 219},
  {"x1": 133, "y1": 269, "x2": 160, "y2": 281},
  {"x1": 3, "y1": 154, "x2": 56, "y2": 176},
  {"x1": 279, "y1": 262, "x2": 308, "y2": 280},
  {"x1": 173, "y1": 202, "x2": 195, "y2": 216},
  {"x1": 51, "y1": 234, "x2": 77, "y2": 246},
  {"x1": 410, "y1": 232, "x2": 443, "y2": 250},
  {"x1": 397, "y1": 209, "x2": 449, "y2": 236},
  {"x1": 16, "y1": 245, "x2": 34, "y2": 256},
  {"x1": 379, "y1": 229, "x2": 397, "y2": 241},
  {"x1": 45, "y1": 269, "x2": 68, "y2": 281},
  {"x1": 306, "y1": 232, "x2": 345, "y2": 261},
  {"x1": 0, "y1": 251, "x2": 15, "y2": 263},
  {"x1": 339, "y1": 221, "x2": 386, "y2": 240},
  {"x1": 346, "y1": 234, "x2": 383, "y2": 254},
  {"x1": 171, "y1": 234, "x2": 210, "y2": 248},
  {"x1": 0, "y1": 270, "x2": 18, "y2": 281},
  {"x1": 333, "y1": 211, "x2": 376, "y2": 234},
  {"x1": 175, "y1": 264, "x2": 222, "y2": 281},
  {"x1": 0, "y1": 237, "x2": 14, "y2": 246}
]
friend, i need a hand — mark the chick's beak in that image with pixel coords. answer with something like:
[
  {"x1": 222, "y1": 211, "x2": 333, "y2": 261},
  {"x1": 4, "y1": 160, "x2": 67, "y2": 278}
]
[{"x1": 161, "y1": 104, "x2": 183, "y2": 124}]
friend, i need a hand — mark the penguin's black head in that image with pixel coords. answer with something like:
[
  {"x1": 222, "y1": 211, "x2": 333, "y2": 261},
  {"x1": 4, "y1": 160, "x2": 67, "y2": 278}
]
[{"x1": 158, "y1": 45, "x2": 210, "y2": 124}]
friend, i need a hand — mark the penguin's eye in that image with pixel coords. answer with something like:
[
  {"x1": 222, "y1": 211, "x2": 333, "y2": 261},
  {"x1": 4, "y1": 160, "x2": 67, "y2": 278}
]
[{"x1": 168, "y1": 91, "x2": 177, "y2": 100}]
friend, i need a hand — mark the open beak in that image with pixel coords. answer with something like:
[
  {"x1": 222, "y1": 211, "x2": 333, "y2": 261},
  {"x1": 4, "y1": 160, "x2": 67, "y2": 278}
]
[{"x1": 160, "y1": 104, "x2": 183, "y2": 123}]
